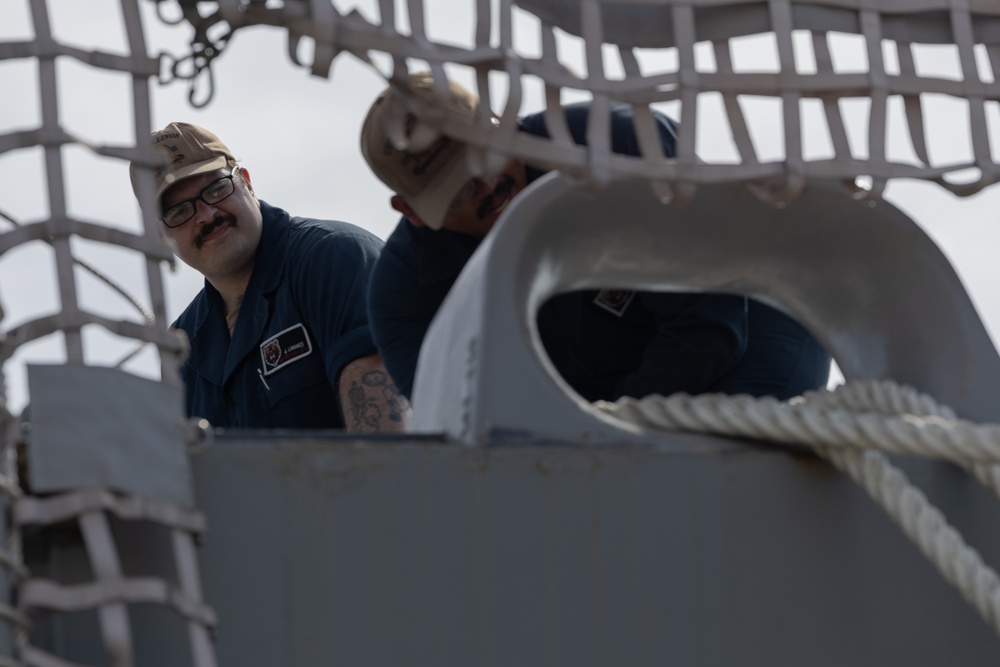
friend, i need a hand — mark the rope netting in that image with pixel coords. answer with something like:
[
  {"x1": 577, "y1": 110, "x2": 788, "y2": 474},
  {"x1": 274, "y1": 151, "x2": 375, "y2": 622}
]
[
  {"x1": 168, "y1": 0, "x2": 1000, "y2": 205},
  {"x1": 0, "y1": 0, "x2": 187, "y2": 383},
  {"x1": 1, "y1": 1, "x2": 210, "y2": 665}
]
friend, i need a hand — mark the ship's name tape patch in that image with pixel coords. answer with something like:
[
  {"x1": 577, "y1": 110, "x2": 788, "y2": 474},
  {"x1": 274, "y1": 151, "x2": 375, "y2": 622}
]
[{"x1": 260, "y1": 323, "x2": 312, "y2": 376}]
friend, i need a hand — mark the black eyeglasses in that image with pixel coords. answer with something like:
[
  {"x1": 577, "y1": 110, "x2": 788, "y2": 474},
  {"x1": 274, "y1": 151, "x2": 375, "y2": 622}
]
[{"x1": 160, "y1": 169, "x2": 238, "y2": 228}]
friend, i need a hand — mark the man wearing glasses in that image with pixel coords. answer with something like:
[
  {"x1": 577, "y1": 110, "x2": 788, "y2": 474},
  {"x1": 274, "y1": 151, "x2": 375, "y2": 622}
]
[{"x1": 131, "y1": 122, "x2": 409, "y2": 432}]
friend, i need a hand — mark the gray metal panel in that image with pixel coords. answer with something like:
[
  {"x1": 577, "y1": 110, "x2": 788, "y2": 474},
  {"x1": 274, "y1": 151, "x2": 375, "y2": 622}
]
[
  {"x1": 412, "y1": 176, "x2": 1000, "y2": 442},
  {"x1": 26, "y1": 364, "x2": 193, "y2": 507},
  {"x1": 191, "y1": 435, "x2": 1000, "y2": 666}
]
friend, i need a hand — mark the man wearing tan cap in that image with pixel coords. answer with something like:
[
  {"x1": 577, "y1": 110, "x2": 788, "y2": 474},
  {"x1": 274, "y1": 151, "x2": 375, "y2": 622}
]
[
  {"x1": 362, "y1": 73, "x2": 831, "y2": 402},
  {"x1": 131, "y1": 122, "x2": 409, "y2": 432}
]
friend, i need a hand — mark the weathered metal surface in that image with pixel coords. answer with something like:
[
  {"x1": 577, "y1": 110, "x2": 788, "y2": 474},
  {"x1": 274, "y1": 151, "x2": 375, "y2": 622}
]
[{"x1": 181, "y1": 432, "x2": 1000, "y2": 666}]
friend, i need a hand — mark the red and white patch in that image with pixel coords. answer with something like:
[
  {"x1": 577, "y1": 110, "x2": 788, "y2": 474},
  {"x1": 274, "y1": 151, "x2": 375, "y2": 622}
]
[{"x1": 259, "y1": 323, "x2": 312, "y2": 375}]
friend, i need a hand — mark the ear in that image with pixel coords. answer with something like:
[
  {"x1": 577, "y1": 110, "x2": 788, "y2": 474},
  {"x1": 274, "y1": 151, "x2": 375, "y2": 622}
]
[
  {"x1": 237, "y1": 166, "x2": 254, "y2": 195},
  {"x1": 391, "y1": 194, "x2": 426, "y2": 228}
]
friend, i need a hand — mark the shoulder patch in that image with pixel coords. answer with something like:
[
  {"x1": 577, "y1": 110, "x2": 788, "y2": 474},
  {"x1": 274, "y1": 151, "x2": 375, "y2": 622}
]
[
  {"x1": 593, "y1": 289, "x2": 636, "y2": 317},
  {"x1": 260, "y1": 323, "x2": 313, "y2": 375}
]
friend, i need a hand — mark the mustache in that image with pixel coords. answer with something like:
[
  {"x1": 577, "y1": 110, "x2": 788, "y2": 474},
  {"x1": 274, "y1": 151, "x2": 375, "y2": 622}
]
[
  {"x1": 195, "y1": 213, "x2": 236, "y2": 248},
  {"x1": 476, "y1": 176, "x2": 516, "y2": 221}
]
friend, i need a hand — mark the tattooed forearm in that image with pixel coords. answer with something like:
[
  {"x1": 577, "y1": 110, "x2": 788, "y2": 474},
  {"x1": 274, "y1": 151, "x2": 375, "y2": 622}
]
[
  {"x1": 362, "y1": 370, "x2": 407, "y2": 422},
  {"x1": 339, "y1": 355, "x2": 411, "y2": 433},
  {"x1": 347, "y1": 380, "x2": 381, "y2": 430}
]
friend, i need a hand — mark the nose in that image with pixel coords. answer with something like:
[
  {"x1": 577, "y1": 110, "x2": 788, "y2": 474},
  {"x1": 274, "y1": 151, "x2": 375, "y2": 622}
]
[
  {"x1": 472, "y1": 177, "x2": 499, "y2": 194},
  {"x1": 190, "y1": 197, "x2": 219, "y2": 225},
  {"x1": 449, "y1": 177, "x2": 493, "y2": 213}
]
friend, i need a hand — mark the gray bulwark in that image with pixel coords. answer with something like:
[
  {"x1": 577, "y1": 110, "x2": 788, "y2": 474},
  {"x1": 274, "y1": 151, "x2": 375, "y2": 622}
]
[{"x1": 192, "y1": 434, "x2": 1000, "y2": 666}]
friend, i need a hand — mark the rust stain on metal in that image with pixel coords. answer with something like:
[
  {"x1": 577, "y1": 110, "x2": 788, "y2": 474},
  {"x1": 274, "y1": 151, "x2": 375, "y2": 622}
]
[
  {"x1": 466, "y1": 449, "x2": 491, "y2": 474},
  {"x1": 534, "y1": 455, "x2": 561, "y2": 477},
  {"x1": 271, "y1": 441, "x2": 393, "y2": 488}
]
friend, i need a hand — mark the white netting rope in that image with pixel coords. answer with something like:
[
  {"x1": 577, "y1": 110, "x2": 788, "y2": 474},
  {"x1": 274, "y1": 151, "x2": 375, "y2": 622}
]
[
  {"x1": 0, "y1": 0, "x2": 187, "y2": 380},
  {"x1": 1, "y1": 0, "x2": 215, "y2": 665},
  {"x1": 166, "y1": 0, "x2": 1000, "y2": 206},
  {"x1": 596, "y1": 379, "x2": 1000, "y2": 637}
]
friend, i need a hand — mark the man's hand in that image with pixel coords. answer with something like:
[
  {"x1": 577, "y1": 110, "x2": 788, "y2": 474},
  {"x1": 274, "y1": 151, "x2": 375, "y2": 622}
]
[{"x1": 338, "y1": 353, "x2": 411, "y2": 433}]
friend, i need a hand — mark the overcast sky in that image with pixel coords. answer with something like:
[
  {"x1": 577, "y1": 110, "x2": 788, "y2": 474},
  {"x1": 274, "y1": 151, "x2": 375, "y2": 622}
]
[{"x1": 2, "y1": 0, "x2": 1000, "y2": 414}]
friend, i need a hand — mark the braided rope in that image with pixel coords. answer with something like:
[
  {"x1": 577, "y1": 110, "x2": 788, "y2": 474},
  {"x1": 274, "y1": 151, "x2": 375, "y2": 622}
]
[
  {"x1": 824, "y1": 447, "x2": 1000, "y2": 633},
  {"x1": 602, "y1": 387, "x2": 1000, "y2": 464},
  {"x1": 800, "y1": 382, "x2": 1000, "y2": 499},
  {"x1": 596, "y1": 379, "x2": 1000, "y2": 637},
  {"x1": 798, "y1": 381, "x2": 956, "y2": 420}
]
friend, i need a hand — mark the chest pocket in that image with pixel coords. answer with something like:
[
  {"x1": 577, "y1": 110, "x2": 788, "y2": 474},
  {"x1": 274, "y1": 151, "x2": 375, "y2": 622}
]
[{"x1": 258, "y1": 346, "x2": 330, "y2": 410}]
